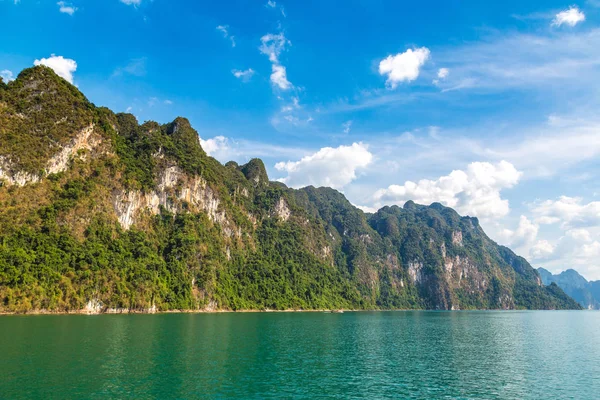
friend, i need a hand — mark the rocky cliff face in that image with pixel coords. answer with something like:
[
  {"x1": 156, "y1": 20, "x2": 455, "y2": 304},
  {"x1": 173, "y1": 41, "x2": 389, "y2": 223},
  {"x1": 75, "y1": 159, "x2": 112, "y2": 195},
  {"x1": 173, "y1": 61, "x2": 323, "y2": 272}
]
[
  {"x1": 0, "y1": 66, "x2": 582, "y2": 313},
  {"x1": 0, "y1": 124, "x2": 102, "y2": 186}
]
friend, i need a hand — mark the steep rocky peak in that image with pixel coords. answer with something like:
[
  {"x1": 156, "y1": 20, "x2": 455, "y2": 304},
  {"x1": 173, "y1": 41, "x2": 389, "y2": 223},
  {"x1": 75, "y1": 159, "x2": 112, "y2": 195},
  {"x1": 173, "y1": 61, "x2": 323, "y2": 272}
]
[
  {"x1": 167, "y1": 117, "x2": 192, "y2": 136},
  {"x1": 240, "y1": 158, "x2": 269, "y2": 186},
  {"x1": 560, "y1": 269, "x2": 589, "y2": 287}
]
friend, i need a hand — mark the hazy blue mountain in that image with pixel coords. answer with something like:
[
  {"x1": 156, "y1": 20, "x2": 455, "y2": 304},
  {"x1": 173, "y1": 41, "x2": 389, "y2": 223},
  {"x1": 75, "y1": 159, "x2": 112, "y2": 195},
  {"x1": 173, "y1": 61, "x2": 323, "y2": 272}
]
[{"x1": 538, "y1": 268, "x2": 600, "y2": 310}]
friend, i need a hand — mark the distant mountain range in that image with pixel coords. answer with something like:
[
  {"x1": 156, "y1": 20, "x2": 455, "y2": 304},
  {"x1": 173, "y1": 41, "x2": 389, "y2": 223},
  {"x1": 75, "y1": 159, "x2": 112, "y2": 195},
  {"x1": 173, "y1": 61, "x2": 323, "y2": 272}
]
[{"x1": 538, "y1": 268, "x2": 600, "y2": 310}]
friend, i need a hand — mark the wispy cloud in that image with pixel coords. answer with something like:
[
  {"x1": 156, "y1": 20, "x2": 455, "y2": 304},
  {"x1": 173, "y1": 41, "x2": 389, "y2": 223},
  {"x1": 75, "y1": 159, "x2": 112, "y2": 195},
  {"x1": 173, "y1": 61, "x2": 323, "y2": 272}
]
[
  {"x1": 112, "y1": 57, "x2": 147, "y2": 77},
  {"x1": 216, "y1": 25, "x2": 236, "y2": 47},
  {"x1": 265, "y1": 0, "x2": 286, "y2": 17},
  {"x1": 232, "y1": 68, "x2": 255, "y2": 82},
  {"x1": 260, "y1": 32, "x2": 293, "y2": 90},
  {"x1": 342, "y1": 120, "x2": 353, "y2": 134},
  {"x1": 120, "y1": 0, "x2": 141, "y2": 6},
  {"x1": 57, "y1": 1, "x2": 77, "y2": 15}
]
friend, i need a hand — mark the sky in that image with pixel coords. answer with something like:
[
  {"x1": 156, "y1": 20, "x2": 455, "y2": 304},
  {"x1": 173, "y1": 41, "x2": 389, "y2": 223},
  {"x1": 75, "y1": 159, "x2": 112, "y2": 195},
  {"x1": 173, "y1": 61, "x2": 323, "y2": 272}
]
[{"x1": 2, "y1": 0, "x2": 600, "y2": 280}]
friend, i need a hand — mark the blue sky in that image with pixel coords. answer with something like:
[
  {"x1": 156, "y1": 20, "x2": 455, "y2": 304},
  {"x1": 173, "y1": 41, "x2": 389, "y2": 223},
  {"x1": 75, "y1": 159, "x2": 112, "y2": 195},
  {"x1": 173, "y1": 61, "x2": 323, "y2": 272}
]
[{"x1": 2, "y1": 0, "x2": 600, "y2": 279}]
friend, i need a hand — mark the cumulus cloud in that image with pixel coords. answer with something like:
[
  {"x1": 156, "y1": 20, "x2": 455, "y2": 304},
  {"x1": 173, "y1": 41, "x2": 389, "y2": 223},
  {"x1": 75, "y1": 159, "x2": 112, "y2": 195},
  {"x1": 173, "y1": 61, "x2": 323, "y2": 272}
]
[
  {"x1": 535, "y1": 227, "x2": 600, "y2": 279},
  {"x1": 270, "y1": 64, "x2": 291, "y2": 90},
  {"x1": 275, "y1": 143, "x2": 373, "y2": 189},
  {"x1": 500, "y1": 215, "x2": 539, "y2": 249},
  {"x1": 232, "y1": 68, "x2": 255, "y2": 81},
  {"x1": 200, "y1": 136, "x2": 229, "y2": 157},
  {"x1": 552, "y1": 6, "x2": 585, "y2": 27},
  {"x1": 373, "y1": 161, "x2": 522, "y2": 220},
  {"x1": 378, "y1": 47, "x2": 430, "y2": 89},
  {"x1": 57, "y1": 1, "x2": 76, "y2": 15},
  {"x1": 33, "y1": 55, "x2": 77, "y2": 83},
  {"x1": 530, "y1": 239, "x2": 555, "y2": 259},
  {"x1": 1, "y1": 70, "x2": 14, "y2": 82},
  {"x1": 532, "y1": 196, "x2": 600, "y2": 228},
  {"x1": 495, "y1": 215, "x2": 567, "y2": 263}
]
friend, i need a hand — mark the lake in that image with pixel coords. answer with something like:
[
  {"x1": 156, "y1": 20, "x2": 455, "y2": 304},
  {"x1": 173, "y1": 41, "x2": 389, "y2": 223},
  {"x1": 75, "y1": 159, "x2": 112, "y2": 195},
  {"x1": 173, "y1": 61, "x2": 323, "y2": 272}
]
[{"x1": 1, "y1": 311, "x2": 599, "y2": 399}]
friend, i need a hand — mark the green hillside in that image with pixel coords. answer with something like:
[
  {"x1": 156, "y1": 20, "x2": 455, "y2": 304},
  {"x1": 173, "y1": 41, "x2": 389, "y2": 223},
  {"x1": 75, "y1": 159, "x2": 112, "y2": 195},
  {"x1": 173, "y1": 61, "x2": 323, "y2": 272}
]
[{"x1": 0, "y1": 67, "x2": 581, "y2": 313}]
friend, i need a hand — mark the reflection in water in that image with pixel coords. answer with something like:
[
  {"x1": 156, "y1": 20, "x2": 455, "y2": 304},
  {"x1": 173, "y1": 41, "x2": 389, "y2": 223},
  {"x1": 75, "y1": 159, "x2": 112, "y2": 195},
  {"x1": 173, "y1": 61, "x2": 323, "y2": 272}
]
[{"x1": 1, "y1": 311, "x2": 599, "y2": 399}]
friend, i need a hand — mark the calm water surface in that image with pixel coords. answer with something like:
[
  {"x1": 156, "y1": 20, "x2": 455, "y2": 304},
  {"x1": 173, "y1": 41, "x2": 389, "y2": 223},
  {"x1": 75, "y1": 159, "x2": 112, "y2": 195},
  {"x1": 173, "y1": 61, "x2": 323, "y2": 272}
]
[{"x1": 1, "y1": 311, "x2": 599, "y2": 399}]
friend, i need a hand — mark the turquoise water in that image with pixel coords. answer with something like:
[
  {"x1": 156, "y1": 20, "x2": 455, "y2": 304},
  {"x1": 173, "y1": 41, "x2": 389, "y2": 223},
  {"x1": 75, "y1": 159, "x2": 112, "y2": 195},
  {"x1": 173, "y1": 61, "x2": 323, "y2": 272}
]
[{"x1": 1, "y1": 311, "x2": 599, "y2": 399}]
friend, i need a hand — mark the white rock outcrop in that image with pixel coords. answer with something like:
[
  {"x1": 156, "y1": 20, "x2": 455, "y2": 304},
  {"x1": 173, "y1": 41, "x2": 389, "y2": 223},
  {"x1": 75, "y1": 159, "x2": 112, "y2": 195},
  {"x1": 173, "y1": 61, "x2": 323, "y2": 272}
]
[
  {"x1": 272, "y1": 197, "x2": 291, "y2": 221},
  {"x1": 113, "y1": 165, "x2": 233, "y2": 233},
  {"x1": 452, "y1": 230, "x2": 463, "y2": 246},
  {"x1": 0, "y1": 124, "x2": 99, "y2": 186},
  {"x1": 408, "y1": 261, "x2": 423, "y2": 284}
]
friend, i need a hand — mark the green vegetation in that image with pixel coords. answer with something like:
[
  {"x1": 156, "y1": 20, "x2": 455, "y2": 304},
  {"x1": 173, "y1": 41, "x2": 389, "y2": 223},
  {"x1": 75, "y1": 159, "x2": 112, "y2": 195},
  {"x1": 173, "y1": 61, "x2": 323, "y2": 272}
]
[
  {"x1": 0, "y1": 66, "x2": 96, "y2": 174},
  {"x1": 0, "y1": 66, "x2": 582, "y2": 313}
]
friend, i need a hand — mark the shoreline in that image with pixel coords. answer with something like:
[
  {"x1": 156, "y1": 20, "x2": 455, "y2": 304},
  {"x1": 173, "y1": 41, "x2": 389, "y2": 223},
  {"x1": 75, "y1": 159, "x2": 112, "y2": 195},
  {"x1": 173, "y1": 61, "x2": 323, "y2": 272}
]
[
  {"x1": 0, "y1": 308, "x2": 587, "y2": 316},
  {"x1": 0, "y1": 308, "x2": 353, "y2": 316}
]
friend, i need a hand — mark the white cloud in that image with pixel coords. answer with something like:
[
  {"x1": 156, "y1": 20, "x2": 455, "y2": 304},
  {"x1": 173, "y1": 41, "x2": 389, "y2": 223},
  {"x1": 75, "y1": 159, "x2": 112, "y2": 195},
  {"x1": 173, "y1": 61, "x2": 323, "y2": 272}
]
[
  {"x1": 425, "y1": 28, "x2": 600, "y2": 94},
  {"x1": 531, "y1": 240, "x2": 555, "y2": 259},
  {"x1": 232, "y1": 68, "x2": 255, "y2": 81},
  {"x1": 216, "y1": 25, "x2": 228, "y2": 35},
  {"x1": 275, "y1": 143, "x2": 373, "y2": 189},
  {"x1": 1, "y1": 70, "x2": 14, "y2": 82},
  {"x1": 373, "y1": 161, "x2": 521, "y2": 220},
  {"x1": 270, "y1": 64, "x2": 291, "y2": 90},
  {"x1": 437, "y1": 68, "x2": 449, "y2": 79},
  {"x1": 265, "y1": 0, "x2": 285, "y2": 16},
  {"x1": 260, "y1": 32, "x2": 293, "y2": 90},
  {"x1": 57, "y1": 1, "x2": 77, "y2": 15},
  {"x1": 500, "y1": 215, "x2": 539, "y2": 248},
  {"x1": 552, "y1": 6, "x2": 585, "y2": 27},
  {"x1": 378, "y1": 47, "x2": 430, "y2": 89},
  {"x1": 120, "y1": 0, "x2": 141, "y2": 6},
  {"x1": 535, "y1": 227, "x2": 600, "y2": 279},
  {"x1": 433, "y1": 68, "x2": 449, "y2": 85},
  {"x1": 33, "y1": 55, "x2": 77, "y2": 83},
  {"x1": 200, "y1": 136, "x2": 229, "y2": 157},
  {"x1": 355, "y1": 204, "x2": 378, "y2": 213},
  {"x1": 163, "y1": 99, "x2": 173, "y2": 105},
  {"x1": 259, "y1": 33, "x2": 289, "y2": 63},
  {"x1": 532, "y1": 196, "x2": 600, "y2": 228},
  {"x1": 280, "y1": 96, "x2": 300, "y2": 112},
  {"x1": 216, "y1": 25, "x2": 235, "y2": 47},
  {"x1": 342, "y1": 120, "x2": 353, "y2": 134}
]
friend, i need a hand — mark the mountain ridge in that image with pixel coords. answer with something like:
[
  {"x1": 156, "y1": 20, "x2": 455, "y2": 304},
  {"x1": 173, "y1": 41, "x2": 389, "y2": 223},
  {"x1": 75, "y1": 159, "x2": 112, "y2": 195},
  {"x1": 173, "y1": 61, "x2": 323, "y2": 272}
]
[
  {"x1": 0, "y1": 66, "x2": 581, "y2": 313},
  {"x1": 538, "y1": 267, "x2": 600, "y2": 310}
]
